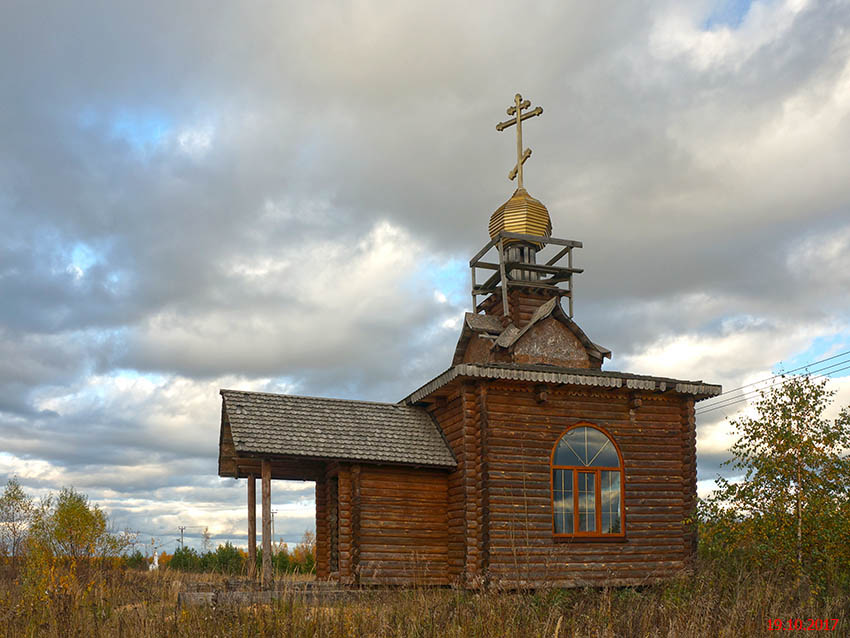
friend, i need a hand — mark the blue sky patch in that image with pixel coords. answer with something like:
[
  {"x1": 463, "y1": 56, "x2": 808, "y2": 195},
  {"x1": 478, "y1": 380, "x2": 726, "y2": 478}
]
[
  {"x1": 70, "y1": 242, "x2": 98, "y2": 271},
  {"x1": 112, "y1": 369, "x2": 167, "y2": 384},
  {"x1": 77, "y1": 106, "x2": 173, "y2": 153},
  {"x1": 772, "y1": 333, "x2": 850, "y2": 379},
  {"x1": 703, "y1": 0, "x2": 753, "y2": 29},
  {"x1": 424, "y1": 257, "x2": 467, "y2": 306},
  {"x1": 109, "y1": 108, "x2": 171, "y2": 152}
]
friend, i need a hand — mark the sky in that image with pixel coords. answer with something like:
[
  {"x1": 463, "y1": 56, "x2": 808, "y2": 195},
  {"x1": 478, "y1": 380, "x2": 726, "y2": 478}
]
[{"x1": 2, "y1": 0, "x2": 850, "y2": 553}]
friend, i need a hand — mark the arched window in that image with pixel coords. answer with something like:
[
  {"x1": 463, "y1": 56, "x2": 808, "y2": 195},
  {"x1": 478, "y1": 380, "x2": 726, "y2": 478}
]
[{"x1": 551, "y1": 424, "x2": 624, "y2": 537}]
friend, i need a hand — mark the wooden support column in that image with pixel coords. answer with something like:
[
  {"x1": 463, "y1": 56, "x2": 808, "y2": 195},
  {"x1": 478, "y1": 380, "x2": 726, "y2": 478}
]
[
  {"x1": 247, "y1": 475, "x2": 256, "y2": 579},
  {"x1": 460, "y1": 383, "x2": 480, "y2": 585},
  {"x1": 261, "y1": 459, "x2": 272, "y2": 585},
  {"x1": 477, "y1": 383, "x2": 490, "y2": 586},
  {"x1": 315, "y1": 472, "x2": 329, "y2": 579},
  {"x1": 351, "y1": 464, "x2": 361, "y2": 585},
  {"x1": 498, "y1": 238, "x2": 510, "y2": 319},
  {"x1": 681, "y1": 397, "x2": 698, "y2": 566}
]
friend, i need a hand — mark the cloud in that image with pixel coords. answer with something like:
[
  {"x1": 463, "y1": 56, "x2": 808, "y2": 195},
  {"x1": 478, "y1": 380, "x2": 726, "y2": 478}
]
[{"x1": 1, "y1": 0, "x2": 849, "y2": 548}]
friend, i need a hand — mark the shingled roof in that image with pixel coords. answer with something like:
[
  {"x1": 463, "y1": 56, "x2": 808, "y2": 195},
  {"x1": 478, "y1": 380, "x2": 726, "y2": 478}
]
[
  {"x1": 220, "y1": 389, "x2": 456, "y2": 468},
  {"x1": 402, "y1": 362, "x2": 722, "y2": 405}
]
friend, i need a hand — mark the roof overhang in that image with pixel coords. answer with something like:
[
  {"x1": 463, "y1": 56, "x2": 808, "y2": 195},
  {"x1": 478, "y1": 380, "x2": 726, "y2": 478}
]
[{"x1": 401, "y1": 363, "x2": 722, "y2": 405}]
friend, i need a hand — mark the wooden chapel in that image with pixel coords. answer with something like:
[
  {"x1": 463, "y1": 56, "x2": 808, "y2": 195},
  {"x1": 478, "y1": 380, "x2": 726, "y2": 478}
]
[{"x1": 217, "y1": 94, "x2": 721, "y2": 588}]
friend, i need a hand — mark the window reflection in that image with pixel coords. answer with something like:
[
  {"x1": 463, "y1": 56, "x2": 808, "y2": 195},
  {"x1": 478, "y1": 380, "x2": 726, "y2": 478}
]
[
  {"x1": 552, "y1": 425, "x2": 623, "y2": 536},
  {"x1": 601, "y1": 471, "x2": 621, "y2": 534},
  {"x1": 552, "y1": 469, "x2": 573, "y2": 534},
  {"x1": 555, "y1": 426, "x2": 619, "y2": 467},
  {"x1": 578, "y1": 472, "x2": 596, "y2": 532}
]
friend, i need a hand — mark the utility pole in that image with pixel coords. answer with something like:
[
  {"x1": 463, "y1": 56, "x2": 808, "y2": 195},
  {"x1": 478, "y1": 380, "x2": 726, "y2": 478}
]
[
  {"x1": 271, "y1": 510, "x2": 277, "y2": 555},
  {"x1": 178, "y1": 526, "x2": 186, "y2": 550}
]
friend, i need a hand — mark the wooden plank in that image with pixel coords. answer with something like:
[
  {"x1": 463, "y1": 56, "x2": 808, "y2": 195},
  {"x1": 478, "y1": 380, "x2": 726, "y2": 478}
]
[
  {"x1": 351, "y1": 464, "x2": 361, "y2": 585},
  {"x1": 504, "y1": 261, "x2": 583, "y2": 276},
  {"x1": 468, "y1": 236, "x2": 497, "y2": 267},
  {"x1": 498, "y1": 232, "x2": 582, "y2": 248},
  {"x1": 498, "y1": 238, "x2": 510, "y2": 318},
  {"x1": 545, "y1": 245, "x2": 571, "y2": 266},
  {"x1": 247, "y1": 475, "x2": 256, "y2": 579},
  {"x1": 478, "y1": 383, "x2": 490, "y2": 583},
  {"x1": 261, "y1": 459, "x2": 272, "y2": 585},
  {"x1": 315, "y1": 474, "x2": 329, "y2": 579}
]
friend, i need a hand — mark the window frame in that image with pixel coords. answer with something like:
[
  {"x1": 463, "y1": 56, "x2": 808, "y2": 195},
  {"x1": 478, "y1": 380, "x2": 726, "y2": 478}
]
[{"x1": 550, "y1": 423, "x2": 626, "y2": 539}]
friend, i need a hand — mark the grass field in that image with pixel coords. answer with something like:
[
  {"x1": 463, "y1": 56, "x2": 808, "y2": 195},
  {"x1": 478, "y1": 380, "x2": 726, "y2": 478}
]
[{"x1": 0, "y1": 560, "x2": 847, "y2": 637}]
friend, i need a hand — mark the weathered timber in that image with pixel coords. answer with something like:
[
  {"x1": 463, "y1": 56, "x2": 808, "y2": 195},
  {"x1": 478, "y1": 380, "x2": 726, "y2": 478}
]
[
  {"x1": 247, "y1": 475, "x2": 256, "y2": 579},
  {"x1": 427, "y1": 380, "x2": 700, "y2": 587},
  {"x1": 315, "y1": 473, "x2": 329, "y2": 578},
  {"x1": 261, "y1": 460, "x2": 271, "y2": 585}
]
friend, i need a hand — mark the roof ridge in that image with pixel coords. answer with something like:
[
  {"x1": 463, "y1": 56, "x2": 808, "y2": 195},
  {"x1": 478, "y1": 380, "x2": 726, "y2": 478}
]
[
  {"x1": 220, "y1": 388, "x2": 411, "y2": 408},
  {"x1": 459, "y1": 362, "x2": 709, "y2": 385}
]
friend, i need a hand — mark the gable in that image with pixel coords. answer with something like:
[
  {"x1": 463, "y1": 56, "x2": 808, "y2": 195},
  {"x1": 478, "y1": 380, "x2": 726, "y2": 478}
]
[
  {"x1": 511, "y1": 315, "x2": 591, "y2": 367},
  {"x1": 453, "y1": 297, "x2": 611, "y2": 369}
]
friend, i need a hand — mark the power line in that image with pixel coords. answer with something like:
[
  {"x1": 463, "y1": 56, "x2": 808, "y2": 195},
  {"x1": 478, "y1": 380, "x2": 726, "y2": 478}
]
[
  {"x1": 697, "y1": 356, "x2": 850, "y2": 414},
  {"x1": 699, "y1": 348, "x2": 850, "y2": 403},
  {"x1": 697, "y1": 358, "x2": 850, "y2": 415},
  {"x1": 696, "y1": 360, "x2": 850, "y2": 417},
  {"x1": 697, "y1": 364, "x2": 850, "y2": 417}
]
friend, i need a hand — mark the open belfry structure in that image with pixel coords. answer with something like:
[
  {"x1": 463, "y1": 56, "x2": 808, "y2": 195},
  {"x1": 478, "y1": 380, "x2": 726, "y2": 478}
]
[{"x1": 217, "y1": 94, "x2": 722, "y2": 588}]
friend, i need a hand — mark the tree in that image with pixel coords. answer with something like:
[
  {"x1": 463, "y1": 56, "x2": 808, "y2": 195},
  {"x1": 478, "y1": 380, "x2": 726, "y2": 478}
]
[
  {"x1": 700, "y1": 375, "x2": 850, "y2": 591},
  {"x1": 211, "y1": 541, "x2": 244, "y2": 574},
  {"x1": 0, "y1": 477, "x2": 35, "y2": 565},
  {"x1": 170, "y1": 546, "x2": 202, "y2": 571},
  {"x1": 290, "y1": 529, "x2": 316, "y2": 573},
  {"x1": 124, "y1": 549, "x2": 149, "y2": 570},
  {"x1": 31, "y1": 487, "x2": 125, "y2": 562}
]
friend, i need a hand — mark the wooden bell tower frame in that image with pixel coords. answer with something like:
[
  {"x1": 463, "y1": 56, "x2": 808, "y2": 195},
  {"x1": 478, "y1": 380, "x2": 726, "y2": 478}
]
[{"x1": 469, "y1": 230, "x2": 583, "y2": 319}]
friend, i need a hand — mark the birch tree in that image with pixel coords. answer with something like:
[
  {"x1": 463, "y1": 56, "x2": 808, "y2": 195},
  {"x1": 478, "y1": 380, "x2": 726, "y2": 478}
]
[
  {"x1": 0, "y1": 477, "x2": 34, "y2": 565},
  {"x1": 700, "y1": 375, "x2": 850, "y2": 592}
]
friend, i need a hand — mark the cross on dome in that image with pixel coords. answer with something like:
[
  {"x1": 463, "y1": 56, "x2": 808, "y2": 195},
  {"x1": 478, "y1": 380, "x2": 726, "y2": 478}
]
[{"x1": 495, "y1": 93, "x2": 543, "y2": 189}]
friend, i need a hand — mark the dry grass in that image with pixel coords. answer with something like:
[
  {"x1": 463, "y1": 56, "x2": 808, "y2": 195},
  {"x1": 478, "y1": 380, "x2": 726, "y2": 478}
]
[{"x1": 0, "y1": 561, "x2": 847, "y2": 637}]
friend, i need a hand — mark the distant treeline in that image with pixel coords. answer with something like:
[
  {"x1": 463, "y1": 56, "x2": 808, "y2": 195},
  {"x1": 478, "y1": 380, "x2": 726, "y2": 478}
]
[
  {"x1": 122, "y1": 536, "x2": 316, "y2": 575},
  {"x1": 0, "y1": 478, "x2": 315, "y2": 579}
]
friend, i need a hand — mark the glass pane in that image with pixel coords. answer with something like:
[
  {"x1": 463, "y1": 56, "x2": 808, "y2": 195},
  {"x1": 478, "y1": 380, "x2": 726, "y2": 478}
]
[
  {"x1": 585, "y1": 429, "x2": 620, "y2": 467},
  {"x1": 601, "y1": 471, "x2": 621, "y2": 534},
  {"x1": 552, "y1": 469, "x2": 573, "y2": 534},
  {"x1": 578, "y1": 472, "x2": 596, "y2": 532},
  {"x1": 553, "y1": 432, "x2": 584, "y2": 466},
  {"x1": 590, "y1": 440, "x2": 620, "y2": 467},
  {"x1": 555, "y1": 427, "x2": 620, "y2": 468}
]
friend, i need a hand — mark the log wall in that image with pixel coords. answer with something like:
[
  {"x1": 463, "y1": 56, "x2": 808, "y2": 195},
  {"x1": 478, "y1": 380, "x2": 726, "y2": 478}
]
[
  {"x1": 357, "y1": 465, "x2": 449, "y2": 586},
  {"x1": 479, "y1": 382, "x2": 695, "y2": 587},
  {"x1": 429, "y1": 395, "x2": 465, "y2": 580},
  {"x1": 315, "y1": 472, "x2": 329, "y2": 578},
  {"x1": 313, "y1": 379, "x2": 696, "y2": 588}
]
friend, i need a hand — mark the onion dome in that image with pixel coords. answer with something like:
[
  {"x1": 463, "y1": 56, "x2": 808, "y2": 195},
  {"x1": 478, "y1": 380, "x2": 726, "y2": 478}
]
[{"x1": 488, "y1": 187, "x2": 552, "y2": 248}]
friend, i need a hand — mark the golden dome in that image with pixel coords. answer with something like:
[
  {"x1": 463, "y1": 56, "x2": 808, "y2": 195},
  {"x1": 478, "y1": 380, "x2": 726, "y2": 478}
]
[{"x1": 489, "y1": 188, "x2": 552, "y2": 247}]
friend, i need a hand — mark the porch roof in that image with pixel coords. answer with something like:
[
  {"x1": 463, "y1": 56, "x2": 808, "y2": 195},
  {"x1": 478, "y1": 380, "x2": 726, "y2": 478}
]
[{"x1": 218, "y1": 389, "x2": 456, "y2": 475}]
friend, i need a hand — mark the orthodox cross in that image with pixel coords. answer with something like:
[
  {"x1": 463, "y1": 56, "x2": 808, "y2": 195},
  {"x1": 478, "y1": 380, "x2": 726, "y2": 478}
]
[{"x1": 496, "y1": 93, "x2": 543, "y2": 190}]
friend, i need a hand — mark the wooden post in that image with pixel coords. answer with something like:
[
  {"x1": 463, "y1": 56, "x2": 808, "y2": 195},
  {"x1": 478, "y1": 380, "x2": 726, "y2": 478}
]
[
  {"x1": 568, "y1": 247, "x2": 574, "y2": 317},
  {"x1": 351, "y1": 464, "x2": 361, "y2": 585},
  {"x1": 261, "y1": 459, "x2": 272, "y2": 585},
  {"x1": 498, "y1": 237, "x2": 510, "y2": 319},
  {"x1": 470, "y1": 265, "x2": 477, "y2": 313},
  {"x1": 478, "y1": 383, "x2": 490, "y2": 586},
  {"x1": 247, "y1": 475, "x2": 256, "y2": 578}
]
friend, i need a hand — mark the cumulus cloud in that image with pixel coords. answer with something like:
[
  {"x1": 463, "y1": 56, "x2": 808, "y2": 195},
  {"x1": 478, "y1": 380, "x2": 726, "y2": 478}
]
[{"x1": 1, "y1": 0, "x2": 849, "y2": 548}]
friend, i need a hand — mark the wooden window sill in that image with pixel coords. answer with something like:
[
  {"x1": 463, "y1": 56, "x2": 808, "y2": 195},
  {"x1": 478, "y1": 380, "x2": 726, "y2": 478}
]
[{"x1": 553, "y1": 536, "x2": 628, "y2": 544}]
